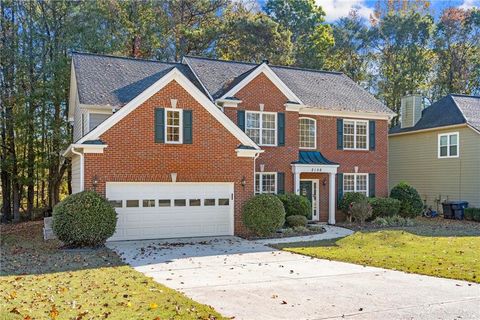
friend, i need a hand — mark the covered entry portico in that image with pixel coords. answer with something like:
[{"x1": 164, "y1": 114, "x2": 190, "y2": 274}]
[{"x1": 292, "y1": 151, "x2": 339, "y2": 224}]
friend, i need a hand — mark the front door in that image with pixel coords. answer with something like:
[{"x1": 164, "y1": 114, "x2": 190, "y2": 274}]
[{"x1": 300, "y1": 180, "x2": 319, "y2": 221}]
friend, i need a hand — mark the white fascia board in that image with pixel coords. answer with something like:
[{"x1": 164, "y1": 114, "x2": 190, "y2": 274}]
[
  {"x1": 285, "y1": 103, "x2": 394, "y2": 121},
  {"x1": 235, "y1": 148, "x2": 264, "y2": 158},
  {"x1": 389, "y1": 123, "x2": 469, "y2": 137},
  {"x1": 63, "y1": 143, "x2": 108, "y2": 157},
  {"x1": 77, "y1": 68, "x2": 260, "y2": 150},
  {"x1": 219, "y1": 63, "x2": 303, "y2": 104},
  {"x1": 216, "y1": 98, "x2": 243, "y2": 108}
]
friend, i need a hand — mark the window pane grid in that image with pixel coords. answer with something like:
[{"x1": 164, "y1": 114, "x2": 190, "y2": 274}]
[
  {"x1": 246, "y1": 112, "x2": 276, "y2": 146},
  {"x1": 299, "y1": 118, "x2": 316, "y2": 149},
  {"x1": 166, "y1": 110, "x2": 181, "y2": 143},
  {"x1": 439, "y1": 133, "x2": 459, "y2": 157},
  {"x1": 343, "y1": 174, "x2": 368, "y2": 196},
  {"x1": 255, "y1": 173, "x2": 276, "y2": 194},
  {"x1": 343, "y1": 120, "x2": 368, "y2": 150}
]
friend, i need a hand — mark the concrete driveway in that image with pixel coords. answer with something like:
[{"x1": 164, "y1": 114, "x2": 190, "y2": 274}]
[{"x1": 108, "y1": 237, "x2": 480, "y2": 320}]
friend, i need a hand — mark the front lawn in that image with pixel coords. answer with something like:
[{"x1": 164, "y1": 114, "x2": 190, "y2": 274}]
[
  {"x1": 276, "y1": 219, "x2": 480, "y2": 283},
  {"x1": 0, "y1": 221, "x2": 224, "y2": 320}
]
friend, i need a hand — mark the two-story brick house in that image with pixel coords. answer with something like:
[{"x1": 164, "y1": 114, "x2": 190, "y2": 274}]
[{"x1": 64, "y1": 53, "x2": 395, "y2": 241}]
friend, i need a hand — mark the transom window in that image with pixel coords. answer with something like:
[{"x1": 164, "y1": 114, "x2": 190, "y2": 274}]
[
  {"x1": 343, "y1": 173, "x2": 368, "y2": 196},
  {"x1": 255, "y1": 173, "x2": 277, "y2": 194},
  {"x1": 246, "y1": 111, "x2": 276, "y2": 146},
  {"x1": 438, "y1": 132, "x2": 459, "y2": 158},
  {"x1": 165, "y1": 109, "x2": 182, "y2": 143},
  {"x1": 299, "y1": 118, "x2": 316, "y2": 149},
  {"x1": 344, "y1": 120, "x2": 368, "y2": 150}
]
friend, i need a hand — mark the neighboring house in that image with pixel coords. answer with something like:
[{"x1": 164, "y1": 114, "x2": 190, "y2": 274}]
[
  {"x1": 389, "y1": 94, "x2": 480, "y2": 212},
  {"x1": 64, "y1": 53, "x2": 394, "y2": 241}
]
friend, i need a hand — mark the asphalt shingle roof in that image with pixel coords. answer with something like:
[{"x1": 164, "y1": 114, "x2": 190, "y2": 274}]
[
  {"x1": 185, "y1": 56, "x2": 394, "y2": 115},
  {"x1": 72, "y1": 52, "x2": 204, "y2": 107},
  {"x1": 73, "y1": 52, "x2": 393, "y2": 116},
  {"x1": 389, "y1": 94, "x2": 480, "y2": 134}
]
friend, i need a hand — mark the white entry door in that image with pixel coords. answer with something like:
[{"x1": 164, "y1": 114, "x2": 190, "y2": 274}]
[{"x1": 106, "y1": 182, "x2": 234, "y2": 241}]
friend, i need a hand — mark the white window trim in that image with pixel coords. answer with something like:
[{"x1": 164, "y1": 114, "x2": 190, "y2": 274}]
[
  {"x1": 438, "y1": 132, "x2": 459, "y2": 158},
  {"x1": 255, "y1": 172, "x2": 278, "y2": 194},
  {"x1": 343, "y1": 119, "x2": 369, "y2": 151},
  {"x1": 245, "y1": 111, "x2": 277, "y2": 146},
  {"x1": 165, "y1": 108, "x2": 183, "y2": 144},
  {"x1": 299, "y1": 117, "x2": 317, "y2": 150},
  {"x1": 343, "y1": 173, "x2": 369, "y2": 197}
]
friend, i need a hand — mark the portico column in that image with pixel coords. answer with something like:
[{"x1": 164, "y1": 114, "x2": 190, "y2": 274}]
[
  {"x1": 294, "y1": 172, "x2": 301, "y2": 195},
  {"x1": 328, "y1": 172, "x2": 336, "y2": 225}
]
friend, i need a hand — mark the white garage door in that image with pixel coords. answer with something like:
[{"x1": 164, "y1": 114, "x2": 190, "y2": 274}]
[{"x1": 106, "y1": 182, "x2": 234, "y2": 241}]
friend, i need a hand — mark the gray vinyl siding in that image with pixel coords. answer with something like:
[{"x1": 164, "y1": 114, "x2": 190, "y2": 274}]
[
  {"x1": 89, "y1": 113, "x2": 110, "y2": 131},
  {"x1": 389, "y1": 126, "x2": 480, "y2": 211},
  {"x1": 71, "y1": 154, "x2": 81, "y2": 194}
]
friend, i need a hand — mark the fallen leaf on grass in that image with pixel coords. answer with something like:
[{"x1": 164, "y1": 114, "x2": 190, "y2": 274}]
[{"x1": 149, "y1": 302, "x2": 158, "y2": 310}]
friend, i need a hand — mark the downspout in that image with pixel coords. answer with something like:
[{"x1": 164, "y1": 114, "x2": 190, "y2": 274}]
[
  {"x1": 71, "y1": 147, "x2": 84, "y2": 191},
  {"x1": 253, "y1": 153, "x2": 260, "y2": 195}
]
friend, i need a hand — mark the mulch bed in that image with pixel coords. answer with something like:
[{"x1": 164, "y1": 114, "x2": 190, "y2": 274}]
[{"x1": 246, "y1": 225, "x2": 326, "y2": 240}]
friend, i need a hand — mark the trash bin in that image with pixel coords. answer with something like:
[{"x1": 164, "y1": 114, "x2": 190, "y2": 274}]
[{"x1": 442, "y1": 201, "x2": 468, "y2": 220}]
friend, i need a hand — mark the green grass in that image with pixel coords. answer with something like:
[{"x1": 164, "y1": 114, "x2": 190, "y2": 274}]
[
  {"x1": 277, "y1": 230, "x2": 480, "y2": 283},
  {"x1": 0, "y1": 221, "x2": 224, "y2": 320}
]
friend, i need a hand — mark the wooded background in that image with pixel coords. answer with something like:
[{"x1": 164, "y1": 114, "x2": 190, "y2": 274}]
[{"x1": 1, "y1": 0, "x2": 479, "y2": 222}]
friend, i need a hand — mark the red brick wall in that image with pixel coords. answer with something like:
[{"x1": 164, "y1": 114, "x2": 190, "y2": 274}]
[
  {"x1": 225, "y1": 72, "x2": 389, "y2": 222},
  {"x1": 83, "y1": 80, "x2": 254, "y2": 235}
]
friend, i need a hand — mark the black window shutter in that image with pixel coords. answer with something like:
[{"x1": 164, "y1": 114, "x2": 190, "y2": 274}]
[
  {"x1": 369, "y1": 120, "x2": 376, "y2": 150},
  {"x1": 337, "y1": 173, "x2": 343, "y2": 207},
  {"x1": 277, "y1": 172, "x2": 285, "y2": 194},
  {"x1": 154, "y1": 108, "x2": 165, "y2": 143},
  {"x1": 183, "y1": 110, "x2": 192, "y2": 144},
  {"x1": 369, "y1": 173, "x2": 376, "y2": 197},
  {"x1": 278, "y1": 112, "x2": 285, "y2": 146},
  {"x1": 237, "y1": 110, "x2": 245, "y2": 131},
  {"x1": 337, "y1": 119, "x2": 343, "y2": 150}
]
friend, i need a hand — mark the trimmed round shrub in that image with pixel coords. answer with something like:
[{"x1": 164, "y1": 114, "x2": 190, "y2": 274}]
[
  {"x1": 243, "y1": 194, "x2": 285, "y2": 236},
  {"x1": 286, "y1": 215, "x2": 308, "y2": 228},
  {"x1": 53, "y1": 190, "x2": 117, "y2": 247},
  {"x1": 368, "y1": 197, "x2": 401, "y2": 219},
  {"x1": 276, "y1": 193, "x2": 311, "y2": 219},
  {"x1": 390, "y1": 182, "x2": 423, "y2": 218},
  {"x1": 339, "y1": 192, "x2": 367, "y2": 213}
]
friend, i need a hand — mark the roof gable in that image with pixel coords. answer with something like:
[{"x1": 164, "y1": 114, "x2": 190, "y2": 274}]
[
  {"x1": 76, "y1": 67, "x2": 260, "y2": 150},
  {"x1": 185, "y1": 56, "x2": 393, "y2": 115}
]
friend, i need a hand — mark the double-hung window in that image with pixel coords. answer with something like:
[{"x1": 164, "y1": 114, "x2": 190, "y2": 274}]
[
  {"x1": 343, "y1": 120, "x2": 368, "y2": 150},
  {"x1": 438, "y1": 132, "x2": 459, "y2": 158},
  {"x1": 299, "y1": 117, "x2": 316, "y2": 149},
  {"x1": 255, "y1": 173, "x2": 277, "y2": 194},
  {"x1": 246, "y1": 111, "x2": 276, "y2": 146},
  {"x1": 343, "y1": 173, "x2": 368, "y2": 196},
  {"x1": 165, "y1": 109, "x2": 182, "y2": 143}
]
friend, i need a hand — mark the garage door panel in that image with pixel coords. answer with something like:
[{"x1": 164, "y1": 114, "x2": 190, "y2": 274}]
[{"x1": 106, "y1": 182, "x2": 234, "y2": 241}]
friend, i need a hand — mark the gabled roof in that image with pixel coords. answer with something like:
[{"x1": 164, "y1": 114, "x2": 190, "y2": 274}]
[
  {"x1": 185, "y1": 56, "x2": 393, "y2": 115},
  {"x1": 389, "y1": 94, "x2": 480, "y2": 135},
  {"x1": 74, "y1": 67, "x2": 260, "y2": 151},
  {"x1": 72, "y1": 52, "x2": 205, "y2": 107}
]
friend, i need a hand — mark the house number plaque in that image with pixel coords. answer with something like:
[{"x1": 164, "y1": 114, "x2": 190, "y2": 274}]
[{"x1": 311, "y1": 168, "x2": 323, "y2": 172}]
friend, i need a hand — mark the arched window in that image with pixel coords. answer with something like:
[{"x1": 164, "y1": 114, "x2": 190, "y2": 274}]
[{"x1": 299, "y1": 118, "x2": 316, "y2": 149}]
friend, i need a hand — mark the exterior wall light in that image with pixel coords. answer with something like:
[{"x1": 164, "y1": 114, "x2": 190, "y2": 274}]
[
  {"x1": 171, "y1": 172, "x2": 177, "y2": 183},
  {"x1": 241, "y1": 176, "x2": 246, "y2": 188}
]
